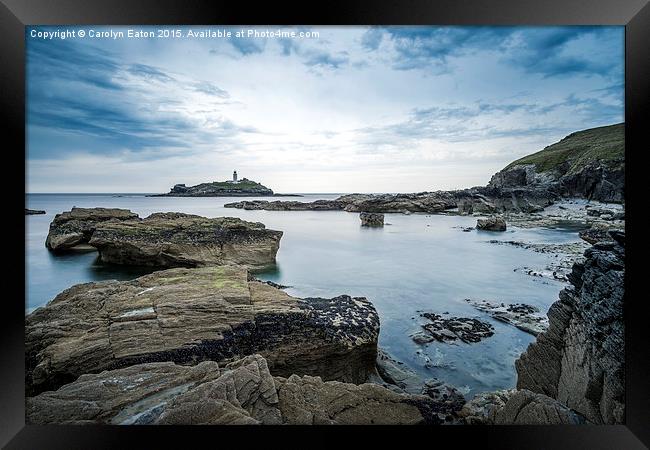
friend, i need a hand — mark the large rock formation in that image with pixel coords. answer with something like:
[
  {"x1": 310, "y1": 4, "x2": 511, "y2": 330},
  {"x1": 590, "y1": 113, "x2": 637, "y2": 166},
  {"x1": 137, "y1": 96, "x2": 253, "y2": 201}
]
[
  {"x1": 88, "y1": 212, "x2": 282, "y2": 270},
  {"x1": 226, "y1": 192, "x2": 457, "y2": 214},
  {"x1": 514, "y1": 231, "x2": 625, "y2": 424},
  {"x1": 152, "y1": 178, "x2": 275, "y2": 197},
  {"x1": 45, "y1": 207, "x2": 139, "y2": 252},
  {"x1": 25, "y1": 266, "x2": 379, "y2": 396},
  {"x1": 27, "y1": 354, "x2": 455, "y2": 425},
  {"x1": 489, "y1": 123, "x2": 624, "y2": 203}
]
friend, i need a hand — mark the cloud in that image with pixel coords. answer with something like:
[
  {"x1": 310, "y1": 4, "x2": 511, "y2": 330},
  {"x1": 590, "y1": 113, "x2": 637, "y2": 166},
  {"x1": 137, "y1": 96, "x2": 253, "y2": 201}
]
[
  {"x1": 229, "y1": 37, "x2": 265, "y2": 55},
  {"x1": 361, "y1": 28, "x2": 383, "y2": 50}
]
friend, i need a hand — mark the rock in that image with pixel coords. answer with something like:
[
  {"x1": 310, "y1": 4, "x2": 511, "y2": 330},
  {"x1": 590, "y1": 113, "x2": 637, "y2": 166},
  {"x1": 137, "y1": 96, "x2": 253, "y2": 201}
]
[
  {"x1": 515, "y1": 234, "x2": 625, "y2": 423},
  {"x1": 224, "y1": 199, "x2": 346, "y2": 211},
  {"x1": 225, "y1": 192, "x2": 457, "y2": 214},
  {"x1": 27, "y1": 354, "x2": 458, "y2": 425},
  {"x1": 45, "y1": 207, "x2": 139, "y2": 252},
  {"x1": 414, "y1": 312, "x2": 494, "y2": 344},
  {"x1": 25, "y1": 208, "x2": 46, "y2": 215},
  {"x1": 491, "y1": 390, "x2": 586, "y2": 424},
  {"x1": 459, "y1": 389, "x2": 516, "y2": 424},
  {"x1": 420, "y1": 379, "x2": 466, "y2": 421},
  {"x1": 88, "y1": 213, "x2": 283, "y2": 270},
  {"x1": 465, "y1": 299, "x2": 549, "y2": 336},
  {"x1": 25, "y1": 266, "x2": 379, "y2": 395},
  {"x1": 579, "y1": 222, "x2": 619, "y2": 244},
  {"x1": 476, "y1": 216, "x2": 507, "y2": 231},
  {"x1": 360, "y1": 212, "x2": 384, "y2": 227},
  {"x1": 375, "y1": 348, "x2": 425, "y2": 394}
]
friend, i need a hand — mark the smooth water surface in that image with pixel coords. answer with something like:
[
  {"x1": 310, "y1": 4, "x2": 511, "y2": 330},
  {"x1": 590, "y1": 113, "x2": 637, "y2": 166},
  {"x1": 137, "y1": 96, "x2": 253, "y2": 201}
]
[{"x1": 26, "y1": 193, "x2": 580, "y2": 396}]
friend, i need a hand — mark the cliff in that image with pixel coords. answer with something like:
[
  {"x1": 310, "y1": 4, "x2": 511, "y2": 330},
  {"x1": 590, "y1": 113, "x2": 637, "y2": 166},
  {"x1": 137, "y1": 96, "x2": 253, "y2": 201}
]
[{"x1": 489, "y1": 123, "x2": 624, "y2": 203}]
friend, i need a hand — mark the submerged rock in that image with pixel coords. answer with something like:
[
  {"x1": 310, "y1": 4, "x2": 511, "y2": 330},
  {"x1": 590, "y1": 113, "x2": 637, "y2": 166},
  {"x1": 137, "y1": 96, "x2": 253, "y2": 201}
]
[
  {"x1": 25, "y1": 266, "x2": 379, "y2": 395},
  {"x1": 360, "y1": 212, "x2": 384, "y2": 227},
  {"x1": 27, "y1": 354, "x2": 457, "y2": 425},
  {"x1": 464, "y1": 299, "x2": 549, "y2": 336},
  {"x1": 413, "y1": 312, "x2": 494, "y2": 344},
  {"x1": 88, "y1": 212, "x2": 282, "y2": 270},
  {"x1": 45, "y1": 207, "x2": 139, "y2": 252},
  {"x1": 515, "y1": 232, "x2": 625, "y2": 424},
  {"x1": 476, "y1": 216, "x2": 507, "y2": 231}
]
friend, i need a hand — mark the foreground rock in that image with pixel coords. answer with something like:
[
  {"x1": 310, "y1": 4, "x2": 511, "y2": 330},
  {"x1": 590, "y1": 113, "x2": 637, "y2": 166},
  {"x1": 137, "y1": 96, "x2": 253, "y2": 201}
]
[
  {"x1": 476, "y1": 216, "x2": 506, "y2": 231},
  {"x1": 27, "y1": 354, "x2": 456, "y2": 425},
  {"x1": 45, "y1": 207, "x2": 139, "y2": 252},
  {"x1": 460, "y1": 389, "x2": 585, "y2": 424},
  {"x1": 411, "y1": 312, "x2": 494, "y2": 344},
  {"x1": 360, "y1": 212, "x2": 384, "y2": 227},
  {"x1": 515, "y1": 231, "x2": 625, "y2": 424},
  {"x1": 25, "y1": 266, "x2": 379, "y2": 395},
  {"x1": 88, "y1": 212, "x2": 282, "y2": 270},
  {"x1": 465, "y1": 299, "x2": 549, "y2": 336},
  {"x1": 25, "y1": 208, "x2": 46, "y2": 215}
]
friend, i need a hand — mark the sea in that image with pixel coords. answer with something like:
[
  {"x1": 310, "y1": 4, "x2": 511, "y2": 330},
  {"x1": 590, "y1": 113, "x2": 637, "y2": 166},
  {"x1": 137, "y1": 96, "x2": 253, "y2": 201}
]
[{"x1": 25, "y1": 193, "x2": 582, "y2": 397}]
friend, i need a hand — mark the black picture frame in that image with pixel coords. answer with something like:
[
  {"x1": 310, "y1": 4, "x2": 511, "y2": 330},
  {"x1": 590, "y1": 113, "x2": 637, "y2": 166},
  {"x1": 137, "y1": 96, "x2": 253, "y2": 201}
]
[{"x1": 3, "y1": 0, "x2": 648, "y2": 448}]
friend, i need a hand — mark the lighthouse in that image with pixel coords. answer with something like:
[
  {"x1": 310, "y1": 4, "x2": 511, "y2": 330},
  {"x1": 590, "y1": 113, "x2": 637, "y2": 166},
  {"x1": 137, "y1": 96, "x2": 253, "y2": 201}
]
[{"x1": 233, "y1": 170, "x2": 238, "y2": 182}]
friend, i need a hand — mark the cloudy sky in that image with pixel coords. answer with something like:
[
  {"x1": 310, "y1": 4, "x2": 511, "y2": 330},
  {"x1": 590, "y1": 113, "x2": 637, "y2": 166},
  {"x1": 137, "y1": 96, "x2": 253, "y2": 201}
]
[{"x1": 26, "y1": 26, "x2": 623, "y2": 193}]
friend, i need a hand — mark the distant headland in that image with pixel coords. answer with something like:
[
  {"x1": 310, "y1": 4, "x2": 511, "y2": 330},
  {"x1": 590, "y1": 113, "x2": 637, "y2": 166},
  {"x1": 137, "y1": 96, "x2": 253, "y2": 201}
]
[{"x1": 148, "y1": 170, "x2": 301, "y2": 197}]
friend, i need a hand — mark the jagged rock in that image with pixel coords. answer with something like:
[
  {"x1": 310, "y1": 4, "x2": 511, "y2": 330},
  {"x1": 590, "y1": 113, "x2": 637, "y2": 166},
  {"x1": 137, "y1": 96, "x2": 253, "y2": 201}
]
[
  {"x1": 413, "y1": 312, "x2": 494, "y2": 344},
  {"x1": 491, "y1": 390, "x2": 586, "y2": 424},
  {"x1": 27, "y1": 354, "x2": 458, "y2": 425},
  {"x1": 465, "y1": 299, "x2": 549, "y2": 336},
  {"x1": 224, "y1": 199, "x2": 346, "y2": 211},
  {"x1": 25, "y1": 266, "x2": 379, "y2": 395},
  {"x1": 225, "y1": 192, "x2": 457, "y2": 214},
  {"x1": 87, "y1": 213, "x2": 282, "y2": 269},
  {"x1": 374, "y1": 348, "x2": 425, "y2": 394},
  {"x1": 26, "y1": 208, "x2": 46, "y2": 215},
  {"x1": 476, "y1": 216, "x2": 507, "y2": 231},
  {"x1": 579, "y1": 222, "x2": 619, "y2": 244},
  {"x1": 360, "y1": 212, "x2": 384, "y2": 227},
  {"x1": 459, "y1": 389, "x2": 516, "y2": 424},
  {"x1": 515, "y1": 233, "x2": 625, "y2": 424},
  {"x1": 45, "y1": 207, "x2": 139, "y2": 252}
]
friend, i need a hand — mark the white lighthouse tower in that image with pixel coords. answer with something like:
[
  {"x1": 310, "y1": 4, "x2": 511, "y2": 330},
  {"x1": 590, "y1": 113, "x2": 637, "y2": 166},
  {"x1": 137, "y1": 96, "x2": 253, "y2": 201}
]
[{"x1": 233, "y1": 170, "x2": 238, "y2": 182}]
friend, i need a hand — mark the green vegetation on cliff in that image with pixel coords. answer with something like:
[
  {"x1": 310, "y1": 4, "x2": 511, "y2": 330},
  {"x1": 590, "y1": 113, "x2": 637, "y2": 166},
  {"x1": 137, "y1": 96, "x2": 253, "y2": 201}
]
[{"x1": 505, "y1": 123, "x2": 624, "y2": 175}]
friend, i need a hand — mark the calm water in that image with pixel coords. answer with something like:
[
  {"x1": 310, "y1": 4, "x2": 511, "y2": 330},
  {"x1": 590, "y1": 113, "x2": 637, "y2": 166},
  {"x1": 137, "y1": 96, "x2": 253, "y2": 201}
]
[{"x1": 25, "y1": 193, "x2": 580, "y2": 397}]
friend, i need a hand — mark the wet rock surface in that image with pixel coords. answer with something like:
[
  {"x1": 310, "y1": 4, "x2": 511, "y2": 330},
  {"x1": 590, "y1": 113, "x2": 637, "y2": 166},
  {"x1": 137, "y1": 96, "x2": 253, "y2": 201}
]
[
  {"x1": 360, "y1": 212, "x2": 384, "y2": 227},
  {"x1": 45, "y1": 207, "x2": 139, "y2": 252},
  {"x1": 27, "y1": 354, "x2": 461, "y2": 425},
  {"x1": 464, "y1": 299, "x2": 549, "y2": 336},
  {"x1": 487, "y1": 239, "x2": 589, "y2": 283},
  {"x1": 515, "y1": 232, "x2": 625, "y2": 424},
  {"x1": 87, "y1": 213, "x2": 283, "y2": 270},
  {"x1": 25, "y1": 266, "x2": 380, "y2": 395},
  {"x1": 412, "y1": 312, "x2": 495, "y2": 344}
]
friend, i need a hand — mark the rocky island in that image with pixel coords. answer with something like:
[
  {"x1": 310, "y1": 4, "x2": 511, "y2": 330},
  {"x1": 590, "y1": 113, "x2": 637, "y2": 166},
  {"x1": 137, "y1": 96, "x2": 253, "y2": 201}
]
[{"x1": 150, "y1": 170, "x2": 298, "y2": 197}]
